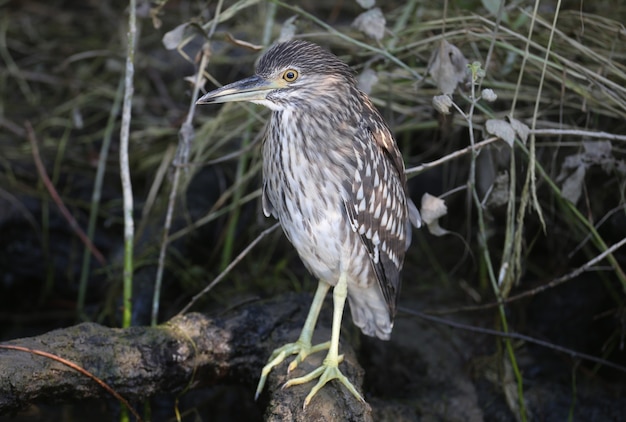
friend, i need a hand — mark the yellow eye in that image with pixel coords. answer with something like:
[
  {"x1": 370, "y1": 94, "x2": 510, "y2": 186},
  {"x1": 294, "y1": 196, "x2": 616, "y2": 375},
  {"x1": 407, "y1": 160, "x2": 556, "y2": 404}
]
[{"x1": 282, "y1": 69, "x2": 299, "y2": 82}]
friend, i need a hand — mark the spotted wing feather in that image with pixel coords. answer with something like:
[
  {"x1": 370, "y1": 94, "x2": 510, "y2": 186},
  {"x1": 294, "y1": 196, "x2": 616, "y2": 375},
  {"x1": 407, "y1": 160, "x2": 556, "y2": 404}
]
[{"x1": 345, "y1": 104, "x2": 411, "y2": 317}]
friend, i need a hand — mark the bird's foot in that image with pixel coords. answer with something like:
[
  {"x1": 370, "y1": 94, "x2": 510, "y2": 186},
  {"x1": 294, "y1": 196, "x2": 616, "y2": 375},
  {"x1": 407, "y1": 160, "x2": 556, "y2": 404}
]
[
  {"x1": 283, "y1": 354, "x2": 365, "y2": 409},
  {"x1": 255, "y1": 340, "x2": 330, "y2": 400}
]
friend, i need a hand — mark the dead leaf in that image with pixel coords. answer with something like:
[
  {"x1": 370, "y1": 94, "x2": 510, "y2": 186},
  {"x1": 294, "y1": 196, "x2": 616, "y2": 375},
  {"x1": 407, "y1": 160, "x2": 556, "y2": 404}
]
[
  {"x1": 486, "y1": 172, "x2": 510, "y2": 208},
  {"x1": 485, "y1": 119, "x2": 515, "y2": 147},
  {"x1": 278, "y1": 15, "x2": 298, "y2": 43},
  {"x1": 583, "y1": 140, "x2": 611, "y2": 160},
  {"x1": 357, "y1": 68, "x2": 378, "y2": 94},
  {"x1": 356, "y1": 0, "x2": 376, "y2": 8},
  {"x1": 421, "y1": 193, "x2": 449, "y2": 236},
  {"x1": 557, "y1": 140, "x2": 616, "y2": 196},
  {"x1": 561, "y1": 165, "x2": 586, "y2": 204},
  {"x1": 352, "y1": 8, "x2": 386, "y2": 41},
  {"x1": 507, "y1": 117, "x2": 529, "y2": 144},
  {"x1": 432, "y1": 94, "x2": 453, "y2": 114},
  {"x1": 162, "y1": 23, "x2": 188, "y2": 50},
  {"x1": 428, "y1": 40, "x2": 469, "y2": 94}
]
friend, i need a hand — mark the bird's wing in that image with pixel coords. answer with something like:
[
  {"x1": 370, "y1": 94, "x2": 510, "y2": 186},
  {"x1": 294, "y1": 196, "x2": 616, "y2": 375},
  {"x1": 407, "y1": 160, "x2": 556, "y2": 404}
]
[
  {"x1": 344, "y1": 115, "x2": 411, "y2": 317},
  {"x1": 363, "y1": 101, "x2": 422, "y2": 232}
]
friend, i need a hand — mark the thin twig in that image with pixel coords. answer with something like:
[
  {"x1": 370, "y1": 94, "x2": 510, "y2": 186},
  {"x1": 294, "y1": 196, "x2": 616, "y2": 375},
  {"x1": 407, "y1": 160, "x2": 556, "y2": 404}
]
[
  {"x1": 151, "y1": 10, "x2": 222, "y2": 325},
  {"x1": 531, "y1": 128, "x2": 626, "y2": 142},
  {"x1": 120, "y1": 0, "x2": 138, "y2": 328},
  {"x1": 271, "y1": 0, "x2": 422, "y2": 80},
  {"x1": 203, "y1": 130, "x2": 263, "y2": 165},
  {"x1": 151, "y1": 158, "x2": 182, "y2": 327},
  {"x1": 528, "y1": 0, "x2": 565, "y2": 231},
  {"x1": 469, "y1": 63, "x2": 526, "y2": 418},
  {"x1": 427, "y1": 236, "x2": 626, "y2": 315},
  {"x1": 568, "y1": 205, "x2": 626, "y2": 259},
  {"x1": 78, "y1": 79, "x2": 124, "y2": 315},
  {"x1": 24, "y1": 122, "x2": 106, "y2": 266},
  {"x1": 398, "y1": 307, "x2": 626, "y2": 374},
  {"x1": 0, "y1": 345, "x2": 142, "y2": 421},
  {"x1": 405, "y1": 136, "x2": 500, "y2": 175},
  {"x1": 178, "y1": 223, "x2": 280, "y2": 315}
]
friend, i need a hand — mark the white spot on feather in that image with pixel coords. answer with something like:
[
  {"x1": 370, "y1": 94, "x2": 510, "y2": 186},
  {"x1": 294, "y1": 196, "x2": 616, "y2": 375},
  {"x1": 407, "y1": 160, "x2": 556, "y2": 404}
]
[
  {"x1": 373, "y1": 202, "x2": 382, "y2": 219},
  {"x1": 381, "y1": 210, "x2": 388, "y2": 226}
]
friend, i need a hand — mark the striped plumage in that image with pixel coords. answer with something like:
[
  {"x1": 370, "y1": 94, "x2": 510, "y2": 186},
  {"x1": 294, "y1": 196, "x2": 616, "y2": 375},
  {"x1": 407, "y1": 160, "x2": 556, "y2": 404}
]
[
  {"x1": 258, "y1": 40, "x2": 419, "y2": 338},
  {"x1": 197, "y1": 40, "x2": 420, "y2": 406}
]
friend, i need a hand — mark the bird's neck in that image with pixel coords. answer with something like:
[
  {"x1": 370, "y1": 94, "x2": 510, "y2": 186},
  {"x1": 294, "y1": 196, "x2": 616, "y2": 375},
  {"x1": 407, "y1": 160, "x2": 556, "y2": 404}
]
[{"x1": 271, "y1": 106, "x2": 356, "y2": 151}]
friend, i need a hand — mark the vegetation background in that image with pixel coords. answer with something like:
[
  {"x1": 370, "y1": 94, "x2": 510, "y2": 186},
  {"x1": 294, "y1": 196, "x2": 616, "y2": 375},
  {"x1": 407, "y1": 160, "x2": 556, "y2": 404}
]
[{"x1": 0, "y1": 0, "x2": 625, "y2": 420}]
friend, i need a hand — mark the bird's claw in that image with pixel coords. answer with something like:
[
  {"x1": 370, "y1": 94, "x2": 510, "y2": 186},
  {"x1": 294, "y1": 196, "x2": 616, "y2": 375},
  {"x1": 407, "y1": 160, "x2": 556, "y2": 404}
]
[
  {"x1": 255, "y1": 340, "x2": 330, "y2": 400},
  {"x1": 282, "y1": 355, "x2": 364, "y2": 409}
]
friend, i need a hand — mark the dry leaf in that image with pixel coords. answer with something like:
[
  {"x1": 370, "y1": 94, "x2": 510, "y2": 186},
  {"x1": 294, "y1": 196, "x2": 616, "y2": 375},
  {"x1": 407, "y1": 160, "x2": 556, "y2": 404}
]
[
  {"x1": 428, "y1": 40, "x2": 469, "y2": 94},
  {"x1": 556, "y1": 140, "x2": 616, "y2": 203},
  {"x1": 356, "y1": 0, "x2": 376, "y2": 8},
  {"x1": 485, "y1": 172, "x2": 510, "y2": 208},
  {"x1": 508, "y1": 117, "x2": 529, "y2": 144},
  {"x1": 583, "y1": 140, "x2": 612, "y2": 161},
  {"x1": 486, "y1": 119, "x2": 515, "y2": 147},
  {"x1": 162, "y1": 23, "x2": 187, "y2": 50},
  {"x1": 561, "y1": 165, "x2": 586, "y2": 204},
  {"x1": 420, "y1": 193, "x2": 449, "y2": 236},
  {"x1": 352, "y1": 8, "x2": 386, "y2": 41},
  {"x1": 357, "y1": 68, "x2": 378, "y2": 94},
  {"x1": 432, "y1": 94, "x2": 453, "y2": 114},
  {"x1": 278, "y1": 15, "x2": 298, "y2": 43}
]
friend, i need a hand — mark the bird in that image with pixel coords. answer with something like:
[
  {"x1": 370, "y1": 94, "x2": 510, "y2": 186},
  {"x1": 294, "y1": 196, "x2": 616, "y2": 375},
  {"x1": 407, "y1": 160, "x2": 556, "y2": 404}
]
[{"x1": 197, "y1": 40, "x2": 421, "y2": 407}]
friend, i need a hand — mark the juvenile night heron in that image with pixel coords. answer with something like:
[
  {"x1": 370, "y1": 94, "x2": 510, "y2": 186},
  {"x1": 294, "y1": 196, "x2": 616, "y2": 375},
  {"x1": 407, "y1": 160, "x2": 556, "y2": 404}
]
[{"x1": 197, "y1": 40, "x2": 420, "y2": 407}]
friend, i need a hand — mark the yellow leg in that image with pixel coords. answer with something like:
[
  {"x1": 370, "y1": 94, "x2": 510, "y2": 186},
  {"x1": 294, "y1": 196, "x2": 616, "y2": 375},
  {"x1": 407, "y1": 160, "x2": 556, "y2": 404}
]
[
  {"x1": 283, "y1": 272, "x2": 365, "y2": 408},
  {"x1": 255, "y1": 281, "x2": 331, "y2": 400}
]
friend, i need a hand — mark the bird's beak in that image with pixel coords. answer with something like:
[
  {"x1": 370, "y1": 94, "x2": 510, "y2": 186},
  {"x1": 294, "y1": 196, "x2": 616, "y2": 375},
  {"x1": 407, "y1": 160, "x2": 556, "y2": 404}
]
[{"x1": 196, "y1": 75, "x2": 282, "y2": 105}]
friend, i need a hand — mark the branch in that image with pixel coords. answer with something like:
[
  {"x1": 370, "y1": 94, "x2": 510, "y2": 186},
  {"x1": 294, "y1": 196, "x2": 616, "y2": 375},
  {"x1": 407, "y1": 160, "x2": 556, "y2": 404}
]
[{"x1": 0, "y1": 294, "x2": 371, "y2": 421}]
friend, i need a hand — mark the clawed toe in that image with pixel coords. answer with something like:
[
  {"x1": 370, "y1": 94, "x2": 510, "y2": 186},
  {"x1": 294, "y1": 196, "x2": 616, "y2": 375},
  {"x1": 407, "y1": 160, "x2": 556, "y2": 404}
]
[
  {"x1": 283, "y1": 358, "x2": 364, "y2": 409},
  {"x1": 254, "y1": 340, "x2": 330, "y2": 400}
]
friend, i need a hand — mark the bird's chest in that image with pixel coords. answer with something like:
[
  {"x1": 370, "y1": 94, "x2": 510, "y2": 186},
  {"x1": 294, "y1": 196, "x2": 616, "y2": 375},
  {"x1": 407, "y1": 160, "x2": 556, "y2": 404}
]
[
  {"x1": 262, "y1": 111, "x2": 355, "y2": 220},
  {"x1": 262, "y1": 114, "x2": 360, "y2": 280},
  {"x1": 263, "y1": 134, "x2": 345, "y2": 240}
]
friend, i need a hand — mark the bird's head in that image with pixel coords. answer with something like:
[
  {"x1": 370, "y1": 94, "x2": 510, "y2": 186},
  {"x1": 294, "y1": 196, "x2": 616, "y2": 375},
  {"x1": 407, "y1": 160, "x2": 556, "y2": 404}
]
[{"x1": 197, "y1": 40, "x2": 357, "y2": 112}]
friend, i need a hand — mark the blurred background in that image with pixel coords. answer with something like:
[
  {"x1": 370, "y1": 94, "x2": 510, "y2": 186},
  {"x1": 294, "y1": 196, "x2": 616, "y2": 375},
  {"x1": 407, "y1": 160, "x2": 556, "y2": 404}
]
[{"x1": 1, "y1": 0, "x2": 625, "y2": 420}]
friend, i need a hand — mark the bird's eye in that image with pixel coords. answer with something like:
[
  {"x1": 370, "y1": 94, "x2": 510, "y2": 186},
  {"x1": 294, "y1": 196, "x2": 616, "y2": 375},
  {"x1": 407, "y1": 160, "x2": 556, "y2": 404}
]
[{"x1": 282, "y1": 69, "x2": 299, "y2": 82}]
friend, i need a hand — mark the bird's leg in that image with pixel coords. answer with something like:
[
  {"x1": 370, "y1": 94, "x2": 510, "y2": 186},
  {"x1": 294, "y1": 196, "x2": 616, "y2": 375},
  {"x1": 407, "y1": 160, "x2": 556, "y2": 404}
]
[
  {"x1": 283, "y1": 272, "x2": 365, "y2": 408},
  {"x1": 255, "y1": 280, "x2": 331, "y2": 399}
]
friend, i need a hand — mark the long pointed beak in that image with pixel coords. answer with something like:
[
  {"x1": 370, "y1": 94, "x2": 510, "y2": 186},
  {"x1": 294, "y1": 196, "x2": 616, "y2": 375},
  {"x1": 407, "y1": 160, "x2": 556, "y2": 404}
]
[{"x1": 196, "y1": 75, "x2": 282, "y2": 104}]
